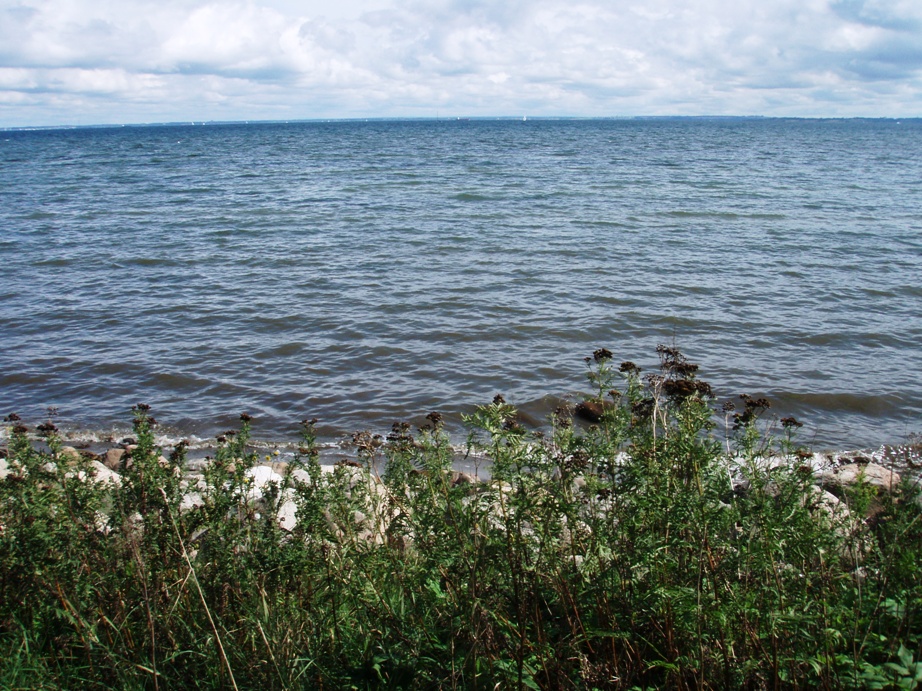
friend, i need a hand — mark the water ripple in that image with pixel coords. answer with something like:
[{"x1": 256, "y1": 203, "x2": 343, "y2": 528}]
[{"x1": 2, "y1": 119, "x2": 921, "y2": 449}]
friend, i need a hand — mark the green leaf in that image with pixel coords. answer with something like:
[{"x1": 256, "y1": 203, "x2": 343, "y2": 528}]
[{"x1": 885, "y1": 662, "x2": 909, "y2": 676}]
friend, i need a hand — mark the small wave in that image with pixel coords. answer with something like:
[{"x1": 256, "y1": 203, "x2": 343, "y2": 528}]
[
  {"x1": 89, "y1": 362, "x2": 140, "y2": 376},
  {"x1": 861, "y1": 288, "x2": 897, "y2": 298},
  {"x1": 773, "y1": 391, "x2": 910, "y2": 416},
  {"x1": 256, "y1": 342, "x2": 306, "y2": 358},
  {"x1": 800, "y1": 332, "x2": 905, "y2": 348},
  {"x1": 31, "y1": 257, "x2": 73, "y2": 267},
  {"x1": 145, "y1": 372, "x2": 214, "y2": 391},
  {"x1": 656, "y1": 210, "x2": 779, "y2": 219},
  {"x1": 577, "y1": 220, "x2": 634, "y2": 228},
  {"x1": 452, "y1": 192, "x2": 497, "y2": 202},
  {"x1": 124, "y1": 257, "x2": 183, "y2": 267},
  {"x1": 0, "y1": 372, "x2": 53, "y2": 386}
]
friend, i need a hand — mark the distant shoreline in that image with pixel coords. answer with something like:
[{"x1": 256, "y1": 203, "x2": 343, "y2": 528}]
[{"x1": 4, "y1": 114, "x2": 921, "y2": 132}]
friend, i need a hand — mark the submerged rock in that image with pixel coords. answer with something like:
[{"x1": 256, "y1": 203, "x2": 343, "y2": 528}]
[{"x1": 574, "y1": 400, "x2": 608, "y2": 423}]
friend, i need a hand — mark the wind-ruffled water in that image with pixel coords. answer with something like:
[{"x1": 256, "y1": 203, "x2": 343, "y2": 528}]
[{"x1": 1, "y1": 118, "x2": 920, "y2": 450}]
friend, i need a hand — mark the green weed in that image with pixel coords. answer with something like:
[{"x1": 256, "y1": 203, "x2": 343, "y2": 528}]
[{"x1": 1, "y1": 348, "x2": 920, "y2": 689}]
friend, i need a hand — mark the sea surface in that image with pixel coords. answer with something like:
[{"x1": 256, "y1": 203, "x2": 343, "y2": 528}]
[{"x1": 1, "y1": 118, "x2": 921, "y2": 453}]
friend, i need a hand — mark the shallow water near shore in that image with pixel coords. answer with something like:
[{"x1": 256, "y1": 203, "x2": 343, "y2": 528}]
[{"x1": 1, "y1": 118, "x2": 921, "y2": 450}]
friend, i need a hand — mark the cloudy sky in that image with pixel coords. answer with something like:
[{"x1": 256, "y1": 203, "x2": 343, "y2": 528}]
[{"x1": 1, "y1": 0, "x2": 920, "y2": 127}]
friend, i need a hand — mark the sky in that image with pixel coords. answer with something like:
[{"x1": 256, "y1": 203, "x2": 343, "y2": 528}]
[{"x1": 1, "y1": 0, "x2": 921, "y2": 127}]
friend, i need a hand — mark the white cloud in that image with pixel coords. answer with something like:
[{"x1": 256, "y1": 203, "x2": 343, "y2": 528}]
[{"x1": 1, "y1": 0, "x2": 921, "y2": 126}]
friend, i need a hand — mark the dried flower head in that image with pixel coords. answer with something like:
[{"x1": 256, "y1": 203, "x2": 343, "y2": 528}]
[
  {"x1": 632, "y1": 398, "x2": 655, "y2": 419},
  {"x1": 492, "y1": 394, "x2": 506, "y2": 405},
  {"x1": 36, "y1": 421, "x2": 58, "y2": 436},
  {"x1": 503, "y1": 417, "x2": 524, "y2": 433},
  {"x1": 671, "y1": 362, "x2": 700, "y2": 377},
  {"x1": 656, "y1": 344, "x2": 681, "y2": 359},
  {"x1": 565, "y1": 449, "x2": 590, "y2": 473},
  {"x1": 553, "y1": 406, "x2": 572, "y2": 429},
  {"x1": 169, "y1": 440, "x2": 188, "y2": 462},
  {"x1": 593, "y1": 348, "x2": 613, "y2": 363},
  {"x1": 239, "y1": 413, "x2": 252, "y2": 423},
  {"x1": 387, "y1": 421, "x2": 414, "y2": 444},
  {"x1": 425, "y1": 411, "x2": 443, "y2": 426},
  {"x1": 662, "y1": 378, "x2": 712, "y2": 400}
]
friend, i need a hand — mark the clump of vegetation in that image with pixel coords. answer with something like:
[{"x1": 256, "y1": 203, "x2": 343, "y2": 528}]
[{"x1": 1, "y1": 348, "x2": 920, "y2": 689}]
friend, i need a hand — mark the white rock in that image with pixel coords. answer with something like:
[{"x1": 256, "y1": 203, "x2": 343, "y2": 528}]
[
  {"x1": 243, "y1": 465, "x2": 284, "y2": 502},
  {"x1": 805, "y1": 487, "x2": 852, "y2": 523},
  {"x1": 290, "y1": 468, "x2": 313, "y2": 484},
  {"x1": 276, "y1": 491, "x2": 299, "y2": 532},
  {"x1": 180, "y1": 492, "x2": 204, "y2": 513},
  {"x1": 84, "y1": 460, "x2": 122, "y2": 487},
  {"x1": 820, "y1": 463, "x2": 901, "y2": 494}
]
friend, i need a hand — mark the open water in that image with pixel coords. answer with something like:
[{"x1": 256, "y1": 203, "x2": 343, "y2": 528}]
[{"x1": 1, "y1": 118, "x2": 921, "y2": 451}]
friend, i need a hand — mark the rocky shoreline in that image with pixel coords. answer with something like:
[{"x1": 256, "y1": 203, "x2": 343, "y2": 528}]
[{"x1": 1, "y1": 437, "x2": 916, "y2": 541}]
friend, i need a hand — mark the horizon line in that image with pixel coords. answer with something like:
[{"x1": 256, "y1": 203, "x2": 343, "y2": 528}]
[{"x1": 3, "y1": 114, "x2": 920, "y2": 133}]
